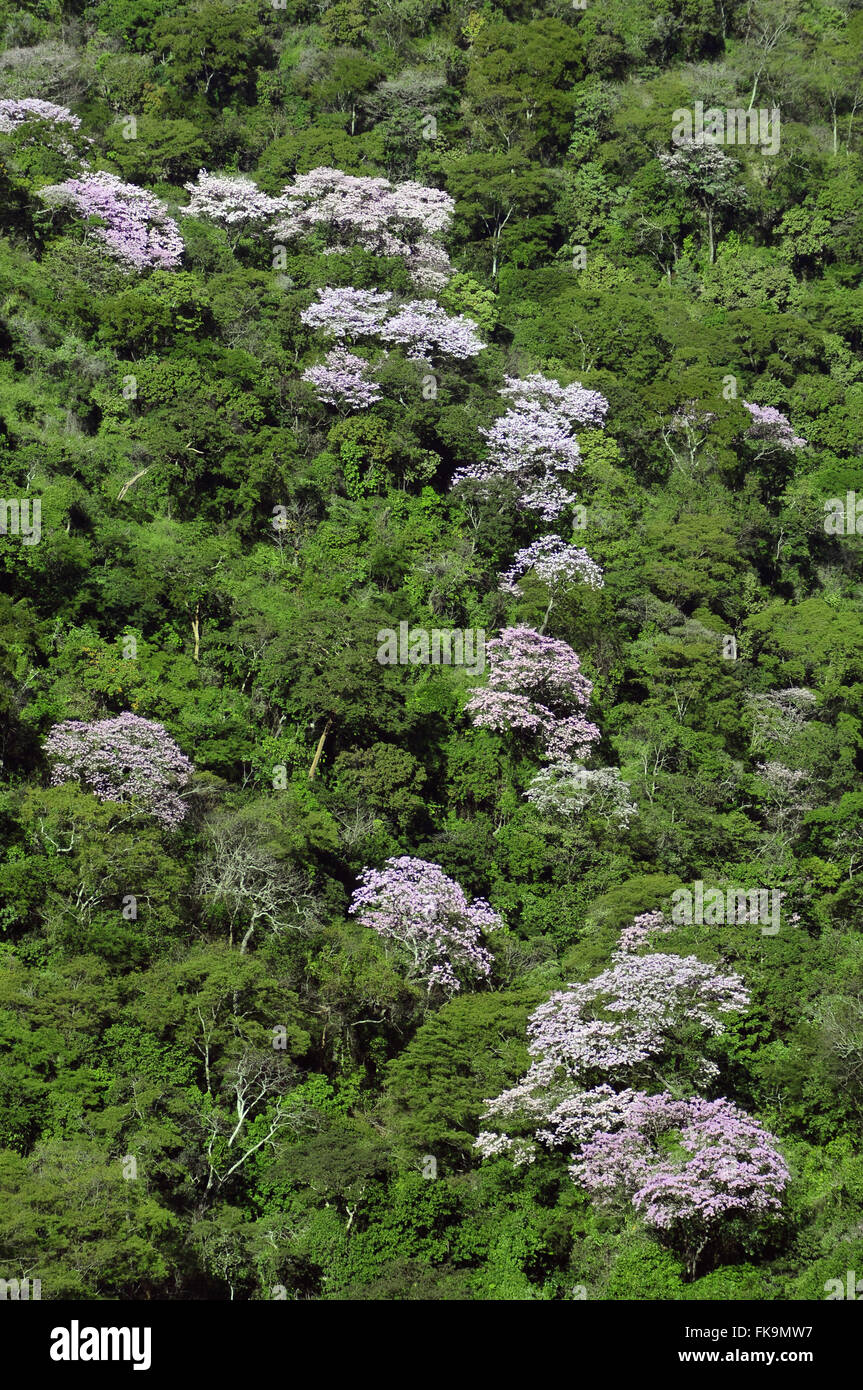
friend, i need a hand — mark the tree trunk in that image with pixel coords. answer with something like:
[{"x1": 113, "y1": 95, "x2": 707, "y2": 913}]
[
  {"x1": 192, "y1": 603, "x2": 201, "y2": 662},
  {"x1": 308, "y1": 718, "x2": 333, "y2": 780}
]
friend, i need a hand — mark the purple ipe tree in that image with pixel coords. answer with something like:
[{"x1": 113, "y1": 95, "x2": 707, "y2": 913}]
[
  {"x1": 521, "y1": 951, "x2": 748, "y2": 1091},
  {"x1": 300, "y1": 286, "x2": 485, "y2": 405},
  {"x1": 301, "y1": 286, "x2": 484, "y2": 362},
  {"x1": 183, "y1": 170, "x2": 285, "y2": 246},
  {"x1": 44, "y1": 712, "x2": 193, "y2": 828},
  {"x1": 377, "y1": 299, "x2": 485, "y2": 361},
  {"x1": 743, "y1": 402, "x2": 807, "y2": 454},
  {"x1": 453, "y1": 373, "x2": 609, "y2": 521},
  {"x1": 0, "y1": 99, "x2": 81, "y2": 132},
  {"x1": 499, "y1": 535, "x2": 604, "y2": 632},
  {"x1": 465, "y1": 626, "x2": 599, "y2": 763},
  {"x1": 301, "y1": 347, "x2": 382, "y2": 410},
  {"x1": 475, "y1": 950, "x2": 750, "y2": 1162},
  {"x1": 270, "y1": 167, "x2": 455, "y2": 291},
  {"x1": 300, "y1": 286, "x2": 393, "y2": 341},
  {"x1": 617, "y1": 909, "x2": 674, "y2": 954},
  {"x1": 39, "y1": 172, "x2": 184, "y2": 271},
  {"x1": 474, "y1": 928, "x2": 786, "y2": 1277},
  {"x1": 349, "y1": 855, "x2": 498, "y2": 998},
  {"x1": 570, "y1": 1092, "x2": 789, "y2": 1278}
]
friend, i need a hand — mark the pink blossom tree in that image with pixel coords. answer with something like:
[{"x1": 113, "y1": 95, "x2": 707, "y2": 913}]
[
  {"x1": 743, "y1": 401, "x2": 807, "y2": 452},
  {"x1": 301, "y1": 347, "x2": 382, "y2": 410},
  {"x1": 44, "y1": 712, "x2": 193, "y2": 827},
  {"x1": 499, "y1": 535, "x2": 603, "y2": 632},
  {"x1": 377, "y1": 299, "x2": 485, "y2": 361},
  {"x1": 0, "y1": 99, "x2": 81, "y2": 132},
  {"x1": 300, "y1": 287, "x2": 392, "y2": 340},
  {"x1": 465, "y1": 626, "x2": 599, "y2": 761},
  {"x1": 300, "y1": 287, "x2": 484, "y2": 364},
  {"x1": 349, "y1": 855, "x2": 498, "y2": 997},
  {"x1": 39, "y1": 172, "x2": 184, "y2": 271},
  {"x1": 270, "y1": 167, "x2": 455, "y2": 291},
  {"x1": 571, "y1": 1092, "x2": 789, "y2": 1277},
  {"x1": 183, "y1": 170, "x2": 285, "y2": 245},
  {"x1": 453, "y1": 373, "x2": 608, "y2": 521}
]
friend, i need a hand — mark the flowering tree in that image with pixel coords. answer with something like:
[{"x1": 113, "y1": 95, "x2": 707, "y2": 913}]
[
  {"x1": 658, "y1": 140, "x2": 747, "y2": 263},
  {"x1": 349, "y1": 855, "x2": 498, "y2": 996},
  {"x1": 183, "y1": 170, "x2": 284, "y2": 243},
  {"x1": 0, "y1": 98, "x2": 81, "y2": 132},
  {"x1": 39, "y1": 172, "x2": 184, "y2": 270},
  {"x1": 465, "y1": 626, "x2": 599, "y2": 761},
  {"x1": 618, "y1": 909, "x2": 673, "y2": 953},
  {"x1": 521, "y1": 953, "x2": 749, "y2": 1089},
  {"x1": 473, "y1": 914, "x2": 785, "y2": 1277},
  {"x1": 499, "y1": 537, "x2": 604, "y2": 597},
  {"x1": 475, "y1": 950, "x2": 749, "y2": 1158},
  {"x1": 745, "y1": 687, "x2": 815, "y2": 752},
  {"x1": 524, "y1": 762, "x2": 636, "y2": 828},
  {"x1": 453, "y1": 373, "x2": 608, "y2": 520},
  {"x1": 571, "y1": 1092, "x2": 789, "y2": 1277},
  {"x1": 301, "y1": 347, "x2": 382, "y2": 409},
  {"x1": 378, "y1": 299, "x2": 485, "y2": 360},
  {"x1": 270, "y1": 167, "x2": 455, "y2": 290},
  {"x1": 44, "y1": 712, "x2": 193, "y2": 827},
  {"x1": 499, "y1": 535, "x2": 603, "y2": 632},
  {"x1": 300, "y1": 287, "x2": 484, "y2": 364},
  {"x1": 300, "y1": 287, "x2": 392, "y2": 340},
  {"x1": 743, "y1": 401, "x2": 807, "y2": 452}
]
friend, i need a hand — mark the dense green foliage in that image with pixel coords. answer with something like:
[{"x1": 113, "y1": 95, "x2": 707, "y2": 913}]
[{"x1": 2, "y1": 0, "x2": 863, "y2": 1301}]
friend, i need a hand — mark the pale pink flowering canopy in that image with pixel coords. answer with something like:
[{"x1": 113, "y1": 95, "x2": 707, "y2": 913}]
[
  {"x1": 0, "y1": 98, "x2": 81, "y2": 132},
  {"x1": 301, "y1": 347, "x2": 382, "y2": 409},
  {"x1": 183, "y1": 170, "x2": 285, "y2": 231},
  {"x1": 44, "y1": 712, "x2": 193, "y2": 827},
  {"x1": 571, "y1": 1092, "x2": 789, "y2": 1232},
  {"x1": 300, "y1": 286, "x2": 393, "y2": 340},
  {"x1": 453, "y1": 373, "x2": 609, "y2": 520},
  {"x1": 499, "y1": 535, "x2": 604, "y2": 595},
  {"x1": 743, "y1": 401, "x2": 807, "y2": 450},
  {"x1": 271, "y1": 167, "x2": 455, "y2": 290},
  {"x1": 349, "y1": 855, "x2": 498, "y2": 996},
  {"x1": 39, "y1": 172, "x2": 184, "y2": 271},
  {"x1": 465, "y1": 626, "x2": 599, "y2": 761}
]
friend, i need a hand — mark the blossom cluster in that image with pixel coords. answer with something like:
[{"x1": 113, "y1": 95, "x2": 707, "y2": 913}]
[
  {"x1": 453, "y1": 373, "x2": 608, "y2": 521},
  {"x1": 571, "y1": 1093, "x2": 789, "y2": 1231},
  {"x1": 300, "y1": 285, "x2": 485, "y2": 407},
  {"x1": 498, "y1": 535, "x2": 604, "y2": 595},
  {"x1": 349, "y1": 855, "x2": 498, "y2": 996},
  {"x1": 0, "y1": 98, "x2": 81, "y2": 132},
  {"x1": 301, "y1": 347, "x2": 382, "y2": 409},
  {"x1": 183, "y1": 170, "x2": 284, "y2": 234},
  {"x1": 743, "y1": 401, "x2": 807, "y2": 450},
  {"x1": 44, "y1": 712, "x2": 193, "y2": 827},
  {"x1": 475, "y1": 906, "x2": 787, "y2": 1264},
  {"x1": 524, "y1": 762, "x2": 636, "y2": 826},
  {"x1": 39, "y1": 172, "x2": 184, "y2": 271},
  {"x1": 271, "y1": 167, "x2": 455, "y2": 291},
  {"x1": 465, "y1": 626, "x2": 599, "y2": 761},
  {"x1": 617, "y1": 909, "x2": 674, "y2": 953},
  {"x1": 300, "y1": 286, "x2": 484, "y2": 361}
]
